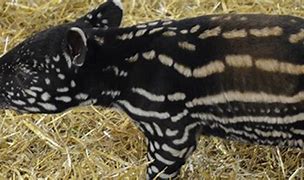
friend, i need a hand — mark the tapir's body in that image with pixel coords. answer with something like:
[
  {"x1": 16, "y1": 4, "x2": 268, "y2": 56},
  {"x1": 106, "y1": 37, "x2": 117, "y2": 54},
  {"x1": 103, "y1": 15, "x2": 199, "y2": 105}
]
[{"x1": 1, "y1": 0, "x2": 304, "y2": 179}]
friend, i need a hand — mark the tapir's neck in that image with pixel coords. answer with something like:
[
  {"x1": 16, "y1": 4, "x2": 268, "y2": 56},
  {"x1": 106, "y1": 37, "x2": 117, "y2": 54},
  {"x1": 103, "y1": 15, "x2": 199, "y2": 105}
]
[{"x1": 84, "y1": 22, "x2": 169, "y2": 106}]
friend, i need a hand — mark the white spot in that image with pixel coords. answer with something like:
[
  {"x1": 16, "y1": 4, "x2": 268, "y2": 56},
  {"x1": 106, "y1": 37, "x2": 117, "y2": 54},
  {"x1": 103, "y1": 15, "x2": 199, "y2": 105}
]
[
  {"x1": 24, "y1": 89, "x2": 37, "y2": 97},
  {"x1": 79, "y1": 99, "x2": 97, "y2": 106},
  {"x1": 167, "y1": 92, "x2": 186, "y2": 101},
  {"x1": 190, "y1": 25, "x2": 200, "y2": 33},
  {"x1": 102, "y1": 19, "x2": 108, "y2": 24},
  {"x1": 75, "y1": 93, "x2": 89, "y2": 100},
  {"x1": 125, "y1": 53, "x2": 139, "y2": 63},
  {"x1": 86, "y1": 14, "x2": 93, "y2": 19},
  {"x1": 142, "y1": 50, "x2": 156, "y2": 60},
  {"x1": 94, "y1": 36, "x2": 105, "y2": 45},
  {"x1": 149, "y1": 27, "x2": 164, "y2": 34},
  {"x1": 53, "y1": 55, "x2": 60, "y2": 62},
  {"x1": 158, "y1": 171, "x2": 179, "y2": 179},
  {"x1": 27, "y1": 98, "x2": 36, "y2": 104},
  {"x1": 173, "y1": 63, "x2": 192, "y2": 77},
  {"x1": 135, "y1": 29, "x2": 147, "y2": 37},
  {"x1": 71, "y1": 80, "x2": 76, "y2": 88},
  {"x1": 58, "y1": 74, "x2": 65, "y2": 80},
  {"x1": 45, "y1": 78, "x2": 51, "y2": 85},
  {"x1": 37, "y1": 102, "x2": 57, "y2": 111},
  {"x1": 162, "y1": 20, "x2": 173, "y2": 25},
  {"x1": 158, "y1": 54, "x2": 174, "y2": 66},
  {"x1": 41, "y1": 92, "x2": 51, "y2": 101},
  {"x1": 289, "y1": 29, "x2": 304, "y2": 44},
  {"x1": 222, "y1": 29, "x2": 248, "y2": 39},
  {"x1": 199, "y1": 26, "x2": 222, "y2": 39},
  {"x1": 63, "y1": 52, "x2": 72, "y2": 69},
  {"x1": 163, "y1": 31, "x2": 176, "y2": 37},
  {"x1": 148, "y1": 21, "x2": 158, "y2": 26},
  {"x1": 151, "y1": 165, "x2": 159, "y2": 173},
  {"x1": 180, "y1": 29, "x2": 188, "y2": 34},
  {"x1": 55, "y1": 96, "x2": 72, "y2": 103},
  {"x1": 12, "y1": 100, "x2": 26, "y2": 106},
  {"x1": 137, "y1": 24, "x2": 147, "y2": 29},
  {"x1": 101, "y1": 90, "x2": 121, "y2": 98},
  {"x1": 154, "y1": 141, "x2": 160, "y2": 149},
  {"x1": 178, "y1": 41, "x2": 196, "y2": 51},
  {"x1": 97, "y1": 12, "x2": 102, "y2": 19},
  {"x1": 57, "y1": 87, "x2": 69, "y2": 93},
  {"x1": 30, "y1": 86, "x2": 43, "y2": 92},
  {"x1": 24, "y1": 107, "x2": 41, "y2": 112}
]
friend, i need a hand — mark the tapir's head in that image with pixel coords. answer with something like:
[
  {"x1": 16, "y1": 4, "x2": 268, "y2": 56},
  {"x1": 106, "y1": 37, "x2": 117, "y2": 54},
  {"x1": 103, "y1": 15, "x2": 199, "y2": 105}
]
[{"x1": 0, "y1": 0, "x2": 123, "y2": 113}]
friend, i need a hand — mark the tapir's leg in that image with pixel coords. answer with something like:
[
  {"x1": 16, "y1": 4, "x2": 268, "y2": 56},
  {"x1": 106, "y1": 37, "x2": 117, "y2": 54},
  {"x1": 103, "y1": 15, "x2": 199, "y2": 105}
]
[{"x1": 143, "y1": 120, "x2": 201, "y2": 179}]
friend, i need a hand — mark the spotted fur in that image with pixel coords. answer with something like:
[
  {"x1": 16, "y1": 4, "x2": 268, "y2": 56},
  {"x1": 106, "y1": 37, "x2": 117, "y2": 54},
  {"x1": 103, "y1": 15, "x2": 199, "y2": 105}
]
[{"x1": 2, "y1": 1, "x2": 304, "y2": 179}]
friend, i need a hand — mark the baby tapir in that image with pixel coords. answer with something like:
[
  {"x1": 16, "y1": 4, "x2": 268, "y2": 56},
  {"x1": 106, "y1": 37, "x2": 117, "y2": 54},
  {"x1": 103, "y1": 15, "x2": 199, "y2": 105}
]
[{"x1": 2, "y1": 0, "x2": 304, "y2": 179}]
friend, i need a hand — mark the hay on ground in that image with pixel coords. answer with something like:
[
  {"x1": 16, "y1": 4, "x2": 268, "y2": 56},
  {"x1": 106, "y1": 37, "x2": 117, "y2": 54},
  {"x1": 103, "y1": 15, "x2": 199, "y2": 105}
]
[{"x1": 1, "y1": 0, "x2": 304, "y2": 179}]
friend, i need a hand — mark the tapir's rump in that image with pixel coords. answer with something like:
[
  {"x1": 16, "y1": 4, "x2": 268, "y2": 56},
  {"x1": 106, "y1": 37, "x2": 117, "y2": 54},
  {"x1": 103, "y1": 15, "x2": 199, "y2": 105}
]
[{"x1": 1, "y1": 0, "x2": 304, "y2": 179}]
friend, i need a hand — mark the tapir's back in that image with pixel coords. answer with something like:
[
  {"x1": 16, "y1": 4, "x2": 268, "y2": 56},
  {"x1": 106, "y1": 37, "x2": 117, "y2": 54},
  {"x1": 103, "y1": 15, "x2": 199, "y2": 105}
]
[{"x1": 121, "y1": 14, "x2": 304, "y2": 148}]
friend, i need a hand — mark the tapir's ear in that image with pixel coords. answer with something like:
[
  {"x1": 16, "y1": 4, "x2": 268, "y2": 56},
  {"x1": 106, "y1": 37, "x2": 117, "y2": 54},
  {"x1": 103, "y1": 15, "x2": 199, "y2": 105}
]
[
  {"x1": 77, "y1": 0, "x2": 123, "y2": 28},
  {"x1": 66, "y1": 27, "x2": 88, "y2": 67}
]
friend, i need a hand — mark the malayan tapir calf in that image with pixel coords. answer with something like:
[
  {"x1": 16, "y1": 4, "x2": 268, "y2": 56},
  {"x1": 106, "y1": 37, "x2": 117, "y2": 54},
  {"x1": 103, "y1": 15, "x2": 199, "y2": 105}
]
[{"x1": 2, "y1": 0, "x2": 304, "y2": 179}]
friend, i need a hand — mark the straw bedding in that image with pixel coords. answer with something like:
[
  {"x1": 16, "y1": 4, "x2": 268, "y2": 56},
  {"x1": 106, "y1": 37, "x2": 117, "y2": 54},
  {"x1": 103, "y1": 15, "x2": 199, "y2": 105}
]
[{"x1": 1, "y1": 0, "x2": 304, "y2": 179}]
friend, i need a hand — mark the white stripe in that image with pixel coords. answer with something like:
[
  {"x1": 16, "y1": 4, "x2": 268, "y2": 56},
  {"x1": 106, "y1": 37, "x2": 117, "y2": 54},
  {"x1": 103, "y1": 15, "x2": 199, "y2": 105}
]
[
  {"x1": 186, "y1": 91, "x2": 304, "y2": 107},
  {"x1": 191, "y1": 112, "x2": 304, "y2": 125},
  {"x1": 167, "y1": 92, "x2": 186, "y2": 101},
  {"x1": 131, "y1": 88, "x2": 165, "y2": 102},
  {"x1": 154, "y1": 153, "x2": 175, "y2": 165},
  {"x1": 162, "y1": 144, "x2": 188, "y2": 158},
  {"x1": 171, "y1": 109, "x2": 188, "y2": 122},
  {"x1": 173, "y1": 123, "x2": 199, "y2": 145},
  {"x1": 158, "y1": 171, "x2": 179, "y2": 179},
  {"x1": 192, "y1": 60, "x2": 225, "y2": 78},
  {"x1": 117, "y1": 100, "x2": 170, "y2": 119},
  {"x1": 153, "y1": 123, "x2": 164, "y2": 137},
  {"x1": 165, "y1": 129, "x2": 179, "y2": 136},
  {"x1": 212, "y1": 123, "x2": 259, "y2": 140},
  {"x1": 255, "y1": 59, "x2": 304, "y2": 75},
  {"x1": 254, "y1": 129, "x2": 292, "y2": 138}
]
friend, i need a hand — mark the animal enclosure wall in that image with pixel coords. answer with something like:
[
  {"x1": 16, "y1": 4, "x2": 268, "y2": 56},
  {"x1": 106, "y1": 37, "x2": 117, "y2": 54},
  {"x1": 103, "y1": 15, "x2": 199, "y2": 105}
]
[{"x1": 1, "y1": 0, "x2": 304, "y2": 179}]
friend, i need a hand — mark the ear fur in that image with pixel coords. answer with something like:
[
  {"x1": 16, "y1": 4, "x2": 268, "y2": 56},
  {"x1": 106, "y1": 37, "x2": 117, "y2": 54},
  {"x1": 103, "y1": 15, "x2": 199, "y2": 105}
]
[{"x1": 66, "y1": 27, "x2": 88, "y2": 67}]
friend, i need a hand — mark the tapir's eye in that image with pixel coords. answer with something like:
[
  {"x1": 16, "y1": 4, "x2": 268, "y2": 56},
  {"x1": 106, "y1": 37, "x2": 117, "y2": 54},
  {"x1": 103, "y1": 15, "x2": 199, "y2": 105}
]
[
  {"x1": 16, "y1": 73, "x2": 27, "y2": 82},
  {"x1": 15, "y1": 71, "x2": 29, "y2": 86}
]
